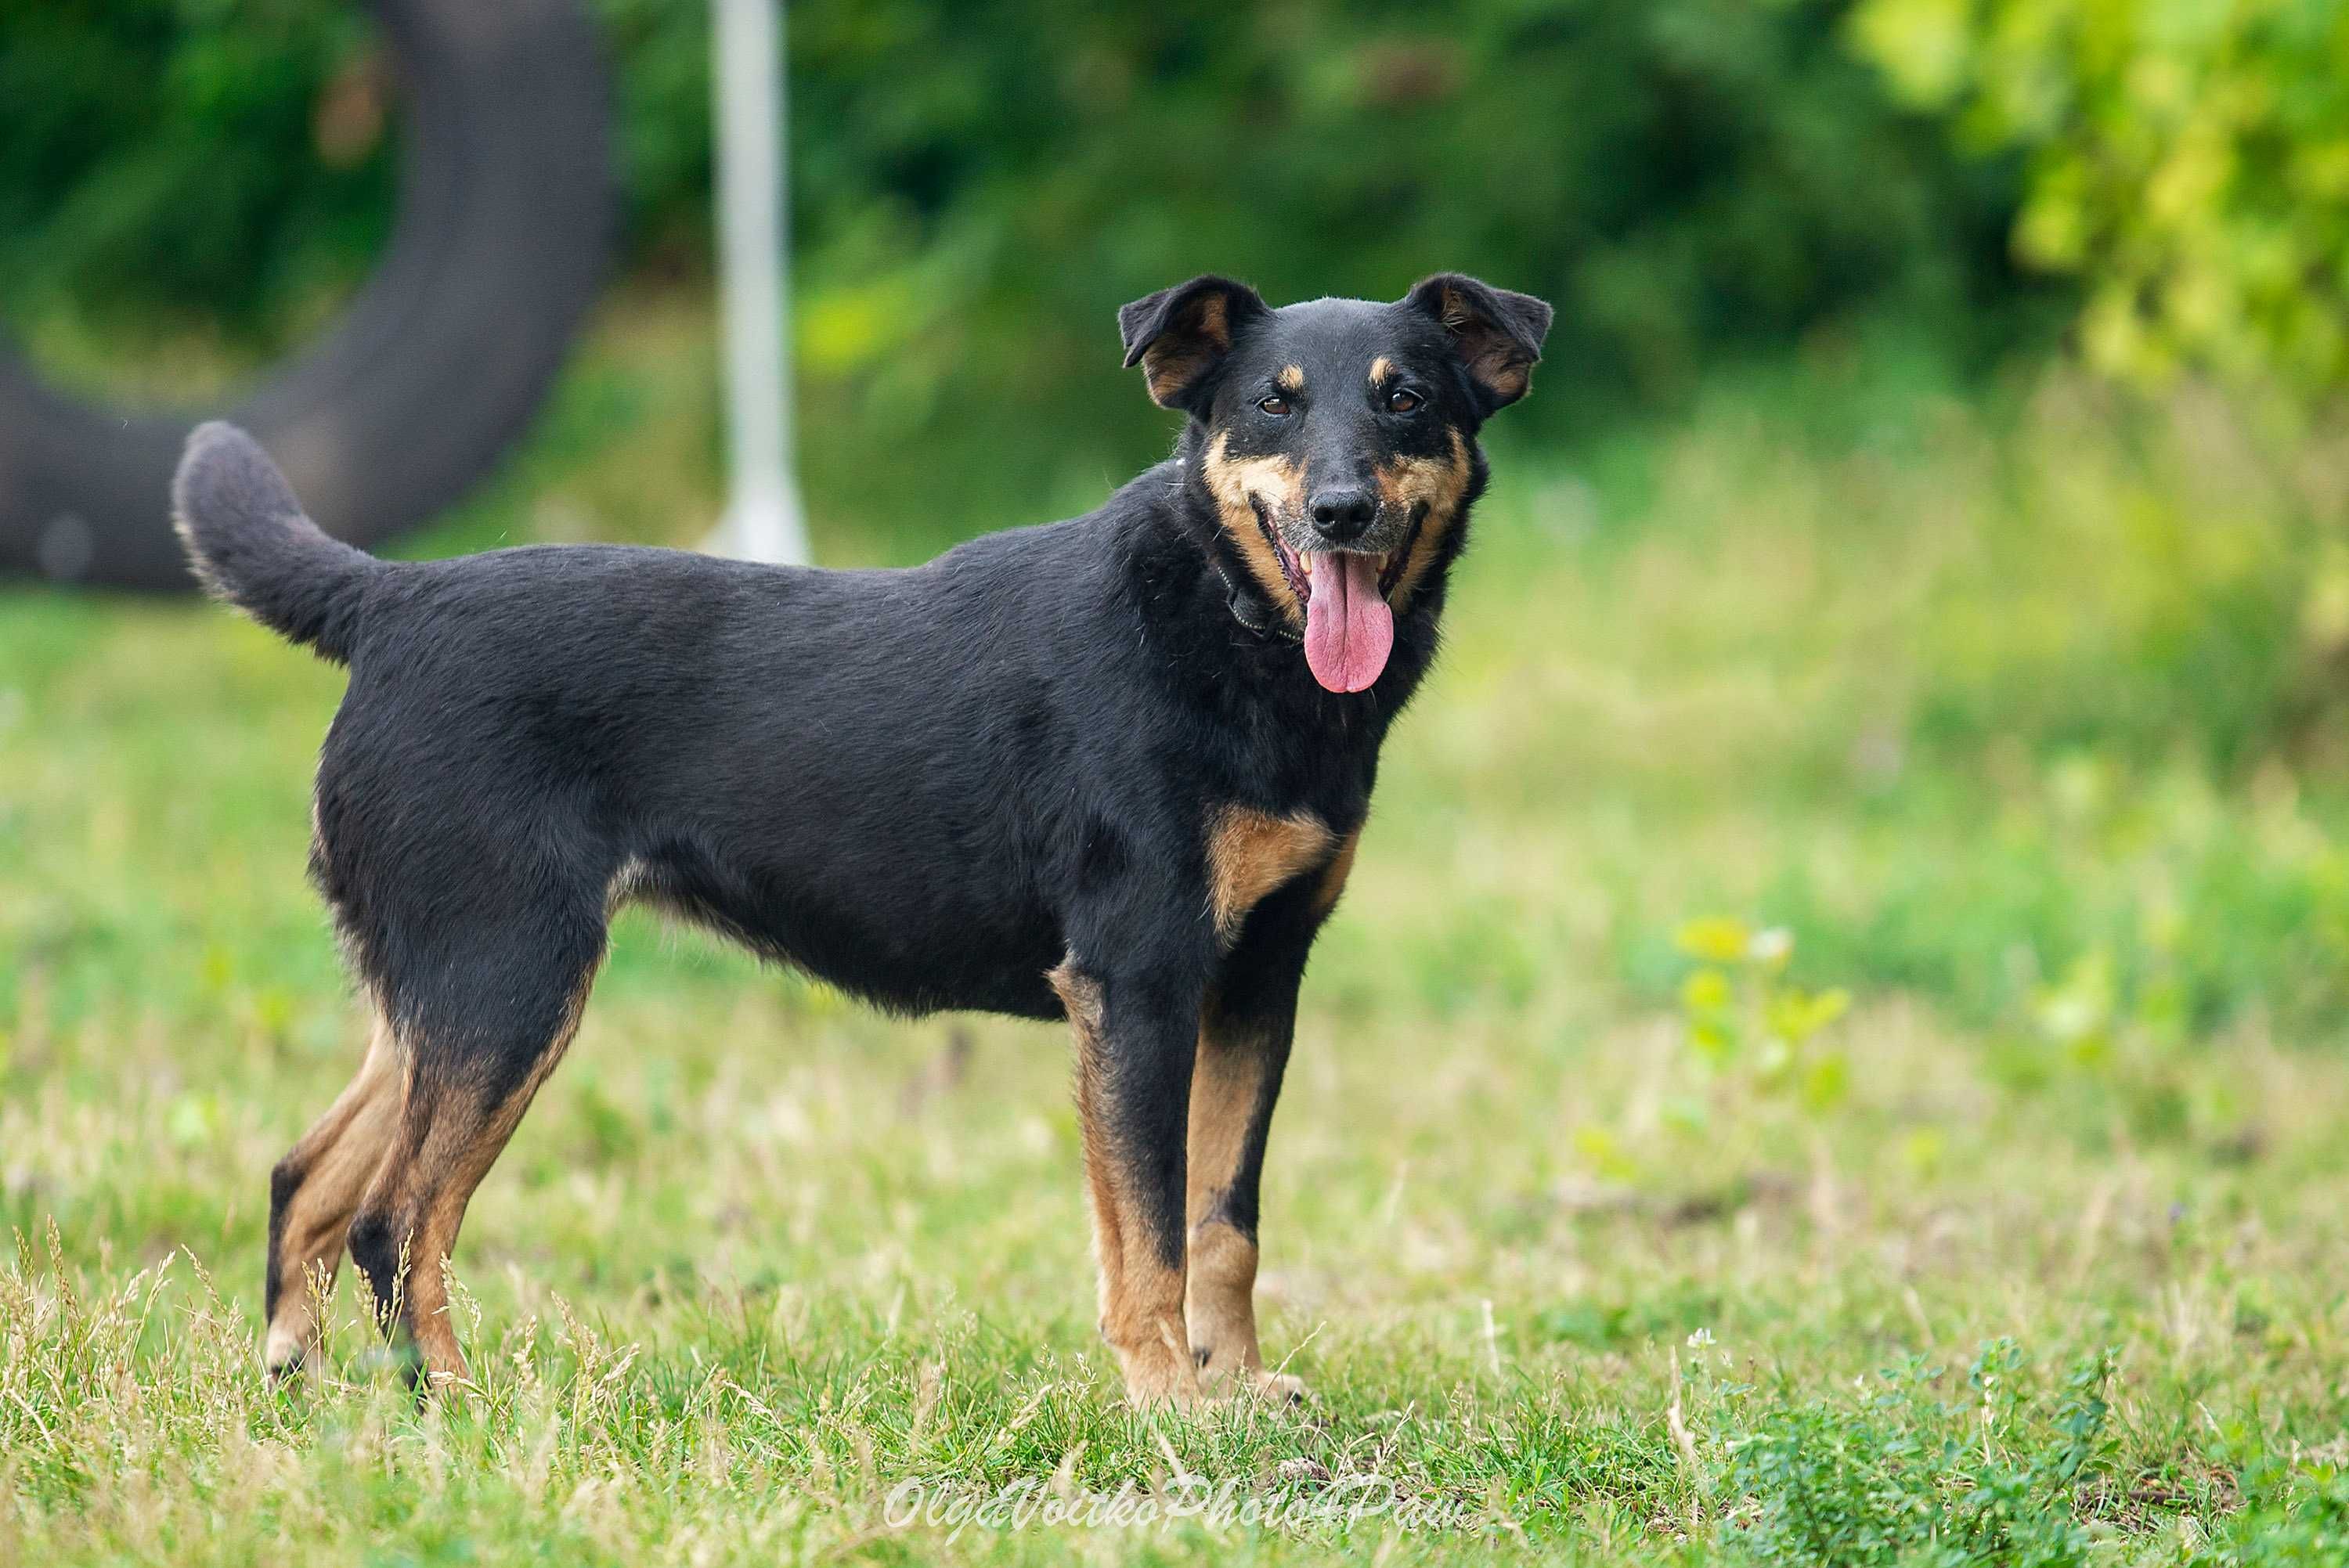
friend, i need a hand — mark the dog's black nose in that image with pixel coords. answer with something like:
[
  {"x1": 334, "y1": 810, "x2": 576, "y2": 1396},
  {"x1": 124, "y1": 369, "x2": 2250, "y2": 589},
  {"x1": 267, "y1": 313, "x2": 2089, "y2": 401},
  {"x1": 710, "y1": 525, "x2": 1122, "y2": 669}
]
[{"x1": 1309, "y1": 487, "x2": 1376, "y2": 542}]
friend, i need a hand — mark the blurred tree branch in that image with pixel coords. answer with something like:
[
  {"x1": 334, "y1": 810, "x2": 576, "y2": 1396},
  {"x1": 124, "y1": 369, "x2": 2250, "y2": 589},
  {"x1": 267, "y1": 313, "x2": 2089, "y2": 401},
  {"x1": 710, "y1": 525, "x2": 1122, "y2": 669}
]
[{"x1": 1852, "y1": 0, "x2": 2349, "y2": 403}]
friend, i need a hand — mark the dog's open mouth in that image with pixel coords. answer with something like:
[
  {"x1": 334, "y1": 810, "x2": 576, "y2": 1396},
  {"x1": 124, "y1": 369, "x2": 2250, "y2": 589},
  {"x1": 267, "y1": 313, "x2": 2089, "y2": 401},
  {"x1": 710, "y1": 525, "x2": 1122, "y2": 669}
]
[{"x1": 1253, "y1": 500, "x2": 1422, "y2": 694}]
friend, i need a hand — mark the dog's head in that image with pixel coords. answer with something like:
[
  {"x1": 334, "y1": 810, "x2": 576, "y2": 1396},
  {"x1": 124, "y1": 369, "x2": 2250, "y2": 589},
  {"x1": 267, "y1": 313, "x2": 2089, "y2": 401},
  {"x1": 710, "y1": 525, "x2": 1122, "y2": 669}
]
[{"x1": 1119, "y1": 274, "x2": 1551, "y2": 692}]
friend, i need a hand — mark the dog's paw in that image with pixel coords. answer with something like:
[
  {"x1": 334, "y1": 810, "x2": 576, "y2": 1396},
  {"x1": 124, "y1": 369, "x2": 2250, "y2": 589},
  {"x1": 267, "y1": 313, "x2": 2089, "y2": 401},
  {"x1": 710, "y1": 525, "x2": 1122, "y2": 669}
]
[
  {"x1": 262, "y1": 1325, "x2": 314, "y2": 1384},
  {"x1": 1197, "y1": 1361, "x2": 1309, "y2": 1408},
  {"x1": 1248, "y1": 1369, "x2": 1309, "y2": 1406},
  {"x1": 1114, "y1": 1336, "x2": 1208, "y2": 1409},
  {"x1": 1240, "y1": 1361, "x2": 1315, "y2": 1399},
  {"x1": 1122, "y1": 1375, "x2": 1210, "y2": 1411}
]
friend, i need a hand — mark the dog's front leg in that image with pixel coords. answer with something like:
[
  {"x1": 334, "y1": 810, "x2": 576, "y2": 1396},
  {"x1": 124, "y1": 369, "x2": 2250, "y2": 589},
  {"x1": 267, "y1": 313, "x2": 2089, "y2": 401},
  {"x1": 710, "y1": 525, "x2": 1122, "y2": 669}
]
[
  {"x1": 1048, "y1": 956, "x2": 1203, "y2": 1407},
  {"x1": 1185, "y1": 976, "x2": 1301, "y2": 1400}
]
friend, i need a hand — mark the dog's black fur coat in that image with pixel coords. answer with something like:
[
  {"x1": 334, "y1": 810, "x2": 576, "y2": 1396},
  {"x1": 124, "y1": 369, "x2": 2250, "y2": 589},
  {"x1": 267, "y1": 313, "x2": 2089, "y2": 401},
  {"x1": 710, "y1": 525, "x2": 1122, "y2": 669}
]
[{"x1": 182, "y1": 272, "x2": 1550, "y2": 1397}]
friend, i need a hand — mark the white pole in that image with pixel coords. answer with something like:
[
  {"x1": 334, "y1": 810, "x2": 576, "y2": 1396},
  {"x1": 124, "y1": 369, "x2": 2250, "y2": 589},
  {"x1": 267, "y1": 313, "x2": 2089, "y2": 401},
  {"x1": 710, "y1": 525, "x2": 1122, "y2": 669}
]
[{"x1": 709, "y1": 0, "x2": 809, "y2": 564}]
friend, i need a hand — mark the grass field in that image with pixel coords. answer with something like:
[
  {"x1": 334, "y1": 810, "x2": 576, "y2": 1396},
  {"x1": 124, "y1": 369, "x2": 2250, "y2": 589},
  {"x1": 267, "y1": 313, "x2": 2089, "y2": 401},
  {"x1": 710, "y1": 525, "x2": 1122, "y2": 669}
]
[{"x1": 6, "y1": 301, "x2": 2349, "y2": 1564}]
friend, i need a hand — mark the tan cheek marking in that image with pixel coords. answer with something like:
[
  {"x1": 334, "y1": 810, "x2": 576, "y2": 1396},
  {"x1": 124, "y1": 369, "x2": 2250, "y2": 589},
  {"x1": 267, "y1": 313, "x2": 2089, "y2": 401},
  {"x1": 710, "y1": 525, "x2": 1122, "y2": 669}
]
[
  {"x1": 1378, "y1": 427, "x2": 1472, "y2": 609},
  {"x1": 1205, "y1": 806, "x2": 1336, "y2": 941},
  {"x1": 1276, "y1": 365, "x2": 1304, "y2": 393},
  {"x1": 1202, "y1": 433, "x2": 1307, "y2": 622}
]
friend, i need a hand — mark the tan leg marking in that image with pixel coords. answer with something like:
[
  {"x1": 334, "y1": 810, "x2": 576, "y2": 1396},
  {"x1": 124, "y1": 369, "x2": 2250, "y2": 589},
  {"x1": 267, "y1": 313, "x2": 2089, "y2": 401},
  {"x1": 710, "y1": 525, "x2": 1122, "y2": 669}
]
[
  {"x1": 265, "y1": 1011, "x2": 404, "y2": 1372},
  {"x1": 1048, "y1": 958, "x2": 1200, "y2": 1406},
  {"x1": 1205, "y1": 806, "x2": 1335, "y2": 942},
  {"x1": 1185, "y1": 1016, "x2": 1279, "y2": 1395},
  {"x1": 357, "y1": 981, "x2": 591, "y2": 1387}
]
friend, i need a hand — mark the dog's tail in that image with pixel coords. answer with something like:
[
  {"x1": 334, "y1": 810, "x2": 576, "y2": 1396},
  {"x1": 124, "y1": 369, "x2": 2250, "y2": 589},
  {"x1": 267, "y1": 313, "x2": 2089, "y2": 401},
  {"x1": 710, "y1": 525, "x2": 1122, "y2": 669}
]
[{"x1": 172, "y1": 422, "x2": 383, "y2": 665}]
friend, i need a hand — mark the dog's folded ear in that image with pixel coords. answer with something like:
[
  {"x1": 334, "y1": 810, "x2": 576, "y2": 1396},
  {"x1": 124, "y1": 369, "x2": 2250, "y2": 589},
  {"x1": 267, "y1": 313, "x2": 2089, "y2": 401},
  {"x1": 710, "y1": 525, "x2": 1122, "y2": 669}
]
[
  {"x1": 1117, "y1": 276, "x2": 1271, "y2": 414},
  {"x1": 1403, "y1": 274, "x2": 1554, "y2": 414}
]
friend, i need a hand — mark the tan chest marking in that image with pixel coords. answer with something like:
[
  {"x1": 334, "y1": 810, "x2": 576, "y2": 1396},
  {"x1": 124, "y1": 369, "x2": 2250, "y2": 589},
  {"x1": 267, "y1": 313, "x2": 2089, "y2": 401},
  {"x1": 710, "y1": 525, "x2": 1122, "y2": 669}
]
[
  {"x1": 1312, "y1": 827, "x2": 1361, "y2": 917},
  {"x1": 1206, "y1": 806, "x2": 1336, "y2": 939}
]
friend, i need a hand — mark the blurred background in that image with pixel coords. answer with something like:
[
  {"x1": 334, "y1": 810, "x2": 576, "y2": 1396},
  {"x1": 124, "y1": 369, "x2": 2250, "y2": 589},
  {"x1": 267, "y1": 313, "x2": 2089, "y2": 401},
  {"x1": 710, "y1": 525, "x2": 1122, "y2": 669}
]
[
  {"x1": 20, "y1": 0, "x2": 2064, "y2": 565},
  {"x1": 6, "y1": 4, "x2": 2349, "y2": 1556},
  {"x1": 7, "y1": 0, "x2": 2349, "y2": 1030},
  {"x1": 6, "y1": 0, "x2": 2331, "y2": 552}
]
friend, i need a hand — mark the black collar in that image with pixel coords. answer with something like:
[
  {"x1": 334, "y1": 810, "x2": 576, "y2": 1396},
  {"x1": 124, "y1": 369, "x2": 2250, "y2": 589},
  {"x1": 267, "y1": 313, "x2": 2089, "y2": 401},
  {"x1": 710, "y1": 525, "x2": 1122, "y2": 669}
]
[{"x1": 1211, "y1": 560, "x2": 1301, "y2": 643}]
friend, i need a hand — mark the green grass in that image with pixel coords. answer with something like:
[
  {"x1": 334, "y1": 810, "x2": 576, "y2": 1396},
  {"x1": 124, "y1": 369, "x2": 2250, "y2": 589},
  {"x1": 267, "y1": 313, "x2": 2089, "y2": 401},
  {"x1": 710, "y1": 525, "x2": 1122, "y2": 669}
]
[{"x1": 6, "y1": 299, "x2": 2349, "y2": 1563}]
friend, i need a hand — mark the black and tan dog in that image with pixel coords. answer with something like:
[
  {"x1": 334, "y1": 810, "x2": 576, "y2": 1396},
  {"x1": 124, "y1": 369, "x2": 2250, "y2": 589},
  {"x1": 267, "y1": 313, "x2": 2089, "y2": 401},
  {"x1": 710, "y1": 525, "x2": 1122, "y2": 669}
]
[{"x1": 174, "y1": 272, "x2": 1550, "y2": 1405}]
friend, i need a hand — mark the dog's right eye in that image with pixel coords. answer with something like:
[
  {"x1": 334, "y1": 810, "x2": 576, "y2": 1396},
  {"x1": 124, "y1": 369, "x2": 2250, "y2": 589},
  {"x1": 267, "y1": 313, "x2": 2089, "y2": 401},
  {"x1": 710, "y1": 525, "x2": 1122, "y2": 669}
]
[{"x1": 1257, "y1": 395, "x2": 1290, "y2": 417}]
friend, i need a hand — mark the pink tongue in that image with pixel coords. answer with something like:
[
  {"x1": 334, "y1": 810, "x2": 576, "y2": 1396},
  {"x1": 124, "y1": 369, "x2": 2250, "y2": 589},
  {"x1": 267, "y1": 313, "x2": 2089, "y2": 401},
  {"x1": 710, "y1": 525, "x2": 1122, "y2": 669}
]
[{"x1": 1302, "y1": 552, "x2": 1395, "y2": 693}]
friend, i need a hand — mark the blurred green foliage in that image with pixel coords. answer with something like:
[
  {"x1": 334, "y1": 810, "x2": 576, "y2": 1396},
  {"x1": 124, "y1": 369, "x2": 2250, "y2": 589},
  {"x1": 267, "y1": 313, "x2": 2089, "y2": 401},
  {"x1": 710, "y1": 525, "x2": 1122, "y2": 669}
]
[
  {"x1": 0, "y1": 0, "x2": 394, "y2": 355},
  {"x1": 0, "y1": 2, "x2": 2035, "y2": 431},
  {"x1": 1672, "y1": 917, "x2": 1853, "y2": 1117},
  {"x1": 1853, "y1": 0, "x2": 2349, "y2": 401},
  {"x1": 772, "y1": 0, "x2": 2037, "y2": 431},
  {"x1": 9, "y1": 2, "x2": 2344, "y2": 464}
]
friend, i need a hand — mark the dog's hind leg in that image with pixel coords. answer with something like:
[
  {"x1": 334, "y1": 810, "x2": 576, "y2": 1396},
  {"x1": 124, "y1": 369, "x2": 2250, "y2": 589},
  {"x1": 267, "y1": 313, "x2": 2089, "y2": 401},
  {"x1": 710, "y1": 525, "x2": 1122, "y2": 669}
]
[
  {"x1": 262, "y1": 1008, "x2": 404, "y2": 1377},
  {"x1": 345, "y1": 939, "x2": 601, "y2": 1390}
]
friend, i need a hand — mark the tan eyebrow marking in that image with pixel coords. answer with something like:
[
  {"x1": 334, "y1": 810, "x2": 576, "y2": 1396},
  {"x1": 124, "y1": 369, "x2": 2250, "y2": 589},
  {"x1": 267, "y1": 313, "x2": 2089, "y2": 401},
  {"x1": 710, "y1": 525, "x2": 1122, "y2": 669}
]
[
  {"x1": 1276, "y1": 365, "x2": 1304, "y2": 393},
  {"x1": 1368, "y1": 356, "x2": 1394, "y2": 385}
]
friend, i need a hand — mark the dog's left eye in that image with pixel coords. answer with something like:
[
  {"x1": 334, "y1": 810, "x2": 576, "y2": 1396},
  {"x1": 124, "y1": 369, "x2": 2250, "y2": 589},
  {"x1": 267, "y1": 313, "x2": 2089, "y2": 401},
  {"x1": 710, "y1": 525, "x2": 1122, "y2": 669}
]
[
  {"x1": 1386, "y1": 387, "x2": 1423, "y2": 414},
  {"x1": 1257, "y1": 395, "x2": 1290, "y2": 417}
]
